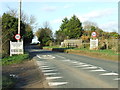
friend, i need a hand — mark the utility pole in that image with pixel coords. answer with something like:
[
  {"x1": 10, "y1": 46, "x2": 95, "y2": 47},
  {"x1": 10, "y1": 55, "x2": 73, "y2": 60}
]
[{"x1": 18, "y1": 0, "x2": 21, "y2": 42}]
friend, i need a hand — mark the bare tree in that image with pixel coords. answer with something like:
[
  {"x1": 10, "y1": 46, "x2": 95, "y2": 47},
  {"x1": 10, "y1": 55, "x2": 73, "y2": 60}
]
[{"x1": 83, "y1": 21, "x2": 97, "y2": 31}]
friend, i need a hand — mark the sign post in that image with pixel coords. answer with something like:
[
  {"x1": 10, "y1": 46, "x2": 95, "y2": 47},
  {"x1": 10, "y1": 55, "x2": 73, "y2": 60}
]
[
  {"x1": 90, "y1": 32, "x2": 98, "y2": 50},
  {"x1": 10, "y1": 0, "x2": 24, "y2": 56},
  {"x1": 10, "y1": 40, "x2": 23, "y2": 56}
]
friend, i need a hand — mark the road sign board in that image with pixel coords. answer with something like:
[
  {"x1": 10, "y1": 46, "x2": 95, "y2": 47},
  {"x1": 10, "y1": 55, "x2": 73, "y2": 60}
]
[
  {"x1": 15, "y1": 34, "x2": 21, "y2": 40},
  {"x1": 91, "y1": 32, "x2": 97, "y2": 37},
  {"x1": 10, "y1": 40, "x2": 23, "y2": 56}
]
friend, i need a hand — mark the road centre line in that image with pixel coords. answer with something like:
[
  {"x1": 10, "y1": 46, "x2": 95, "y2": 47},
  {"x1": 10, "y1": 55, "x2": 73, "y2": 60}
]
[
  {"x1": 46, "y1": 76, "x2": 63, "y2": 80},
  {"x1": 48, "y1": 82, "x2": 68, "y2": 86},
  {"x1": 100, "y1": 72, "x2": 119, "y2": 76}
]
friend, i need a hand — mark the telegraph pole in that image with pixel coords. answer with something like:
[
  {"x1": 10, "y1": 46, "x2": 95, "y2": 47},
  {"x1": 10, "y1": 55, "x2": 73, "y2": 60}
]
[{"x1": 18, "y1": 0, "x2": 21, "y2": 42}]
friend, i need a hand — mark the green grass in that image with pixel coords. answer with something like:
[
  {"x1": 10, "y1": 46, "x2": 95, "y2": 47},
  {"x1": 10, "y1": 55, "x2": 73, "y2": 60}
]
[
  {"x1": 73, "y1": 48, "x2": 119, "y2": 56},
  {"x1": 2, "y1": 54, "x2": 29, "y2": 66},
  {"x1": 43, "y1": 46, "x2": 119, "y2": 56},
  {"x1": 2, "y1": 76, "x2": 16, "y2": 90}
]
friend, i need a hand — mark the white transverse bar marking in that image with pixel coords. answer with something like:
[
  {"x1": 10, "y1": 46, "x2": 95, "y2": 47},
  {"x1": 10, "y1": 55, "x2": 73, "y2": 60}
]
[
  {"x1": 82, "y1": 66, "x2": 98, "y2": 69},
  {"x1": 90, "y1": 69, "x2": 106, "y2": 72},
  {"x1": 44, "y1": 73, "x2": 59, "y2": 76},
  {"x1": 100, "y1": 72, "x2": 119, "y2": 76},
  {"x1": 41, "y1": 67, "x2": 54, "y2": 70},
  {"x1": 113, "y1": 78, "x2": 120, "y2": 81},
  {"x1": 42, "y1": 70, "x2": 57, "y2": 73},
  {"x1": 46, "y1": 76, "x2": 62, "y2": 80},
  {"x1": 48, "y1": 82, "x2": 68, "y2": 86},
  {"x1": 41, "y1": 66, "x2": 49, "y2": 68}
]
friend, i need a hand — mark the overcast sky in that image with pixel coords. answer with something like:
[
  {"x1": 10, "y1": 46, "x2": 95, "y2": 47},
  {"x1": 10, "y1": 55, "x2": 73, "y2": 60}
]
[{"x1": 0, "y1": 0, "x2": 119, "y2": 34}]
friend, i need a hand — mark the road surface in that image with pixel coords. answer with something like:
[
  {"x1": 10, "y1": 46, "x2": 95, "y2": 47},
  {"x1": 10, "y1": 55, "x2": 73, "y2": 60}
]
[{"x1": 26, "y1": 45, "x2": 119, "y2": 88}]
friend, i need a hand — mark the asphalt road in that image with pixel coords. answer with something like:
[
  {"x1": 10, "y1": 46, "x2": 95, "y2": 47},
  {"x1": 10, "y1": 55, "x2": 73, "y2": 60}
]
[{"x1": 26, "y1": 45, "x2": 119, "y2": 88}]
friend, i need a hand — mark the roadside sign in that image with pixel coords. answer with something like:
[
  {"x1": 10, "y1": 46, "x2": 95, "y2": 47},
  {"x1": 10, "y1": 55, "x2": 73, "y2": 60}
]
[
  {"x1": 15, "y1": 34, "x2": 21, "y2": 40},
  {"x1": 10, "y1": 40, "x2": 24, "y2": 56},
  {"x1": 90, "y1": 39, "x2": 98, "y2": 50},
  {"x1": 91, "y1": 32, "x2": 97, "y2": 37}
]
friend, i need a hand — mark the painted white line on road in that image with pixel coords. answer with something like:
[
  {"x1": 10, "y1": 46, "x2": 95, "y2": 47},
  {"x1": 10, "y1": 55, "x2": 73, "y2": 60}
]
[
  {"x1": 113, "y1": 78, "x2": 120, "y2": 81},
  {"x1": 82, "y1": 66, "x2": 98, "y2": 69},
  {"x1": 78, "y1": 62, "x2": 86, "y2": 64},
  {"x1": 55, "y1": 55, "x2": 65, "y2": 59},
  {"x1": 71, "y1": 61, "x2": 79, "y2": 64},
  {"x1": 46, "y1": 76, "x2": 62, "y2": 80},
  {"x1": 42, "y1": 70, "x2": 57, "y2": 73},
  {"x1": 37, "y1": 55, "x2": 55, "y2": 59},
  {"x1": 41, "y1": 67, "x2": 55, "y2": 70},
  {"x1": 100, "y1": 72, "x2": 119, "y2": 76},
  {"x1": 41, "y1": 66, "x2": 49, "y2": 68},
  {"x1": 44, "y1": 73, "x2": 60, "y2": 76},
  {"x1": 37, "y1": 55, "x2": 42, "y2": 59},
  {"x1": 48, "y1": 82, "x2": 68, "y2": 86},
  {"x1": 90, "y1": 69, "x2": 106, "y2": 72},
  {"x1": 62, "y1": 60, "x2": 71, "y2": 62},
  {"x1": 79, "y1": 64, "x2": 91, "y2": 67},
  {"x1": 74, "y1": 66, "x2": 83, "y2": 67}
]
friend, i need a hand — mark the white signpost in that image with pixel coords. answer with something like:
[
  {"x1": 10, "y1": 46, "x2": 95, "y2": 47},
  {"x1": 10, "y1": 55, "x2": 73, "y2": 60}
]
[
  {"x1": 90, "y1": 32, "x2": 98, "y2": 50},
  {"x1": 10, "y1": 40, "x2": 23, "y2": 56},
  {"x1": 10, "y1": 0, "x2": 24, "y2": 56},
  {"x1": 90, "y1": 39, "x2": 98, "y2": 50}
]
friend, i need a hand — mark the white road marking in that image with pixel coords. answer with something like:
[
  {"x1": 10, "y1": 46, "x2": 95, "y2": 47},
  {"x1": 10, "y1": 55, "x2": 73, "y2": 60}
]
[
  {"x1": 37, "y1": 55, "x2": 55, "y2": 59},
  {"x1": 71, "y1": 61, "x2": 78, "y2": 64},
  {"x1": 44, "y1": 73, "x2": 59, "y2": 76},
  {"x1": 48, "y1": 82, "x2": 68, "y2": 86},
  {"x1": 82, "y1": 66, "x2": 98, "y2": 69},
  {"x1": 62, "y1": 60, "x2": 71, "y2": 62},
  {"x1": 90, "y1": 69, "x2": 106, "y2": 72},
  {"x1": 42, "y1": 70, "x2": 57, "y2": 73},
  {"x1": 100, "y1": 72, "x2": 119, "y2": 76},
  {"x1": 79, "y1": 64, "x2": 91, "y2": 67},
  {"x1": 37, "y1": 55, "x2": 41, "y2": 58},
  {"x1": 46, "y1": 76, "x2": 62, "y2": 80},
  {"x1": 41, "y1": 67, "x2": 55, "y2": 70},
  {"x1": 74, "y1": 66, "x2": 83, "y2": 67},
  {"x1": 41, "y1": 66, "x2": 49, "y2": 68},
  {"x1": 56, "y1": 55, "x2": 65, "y2": 59},
  {"x1": 113, "y1": 78, "x2": 120, "y2": 81}
]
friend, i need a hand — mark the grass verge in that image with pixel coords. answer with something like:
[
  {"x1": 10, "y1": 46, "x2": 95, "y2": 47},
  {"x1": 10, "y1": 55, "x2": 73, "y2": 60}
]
[
  {"x1": 2, "y1": 54, "x2": 29, "y2": 66},
  {"x1": 2, "y1": 76, "x2": 16, "y2": 90},
  {"x1": 2, "y1": 53, "x2": 30, "y2": 89},
  {"x1": 43, "y1": 46, "x2": 119, "y2": 61}
]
